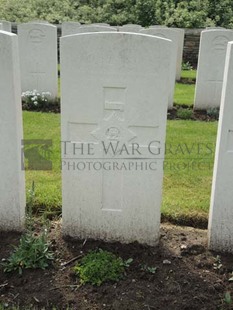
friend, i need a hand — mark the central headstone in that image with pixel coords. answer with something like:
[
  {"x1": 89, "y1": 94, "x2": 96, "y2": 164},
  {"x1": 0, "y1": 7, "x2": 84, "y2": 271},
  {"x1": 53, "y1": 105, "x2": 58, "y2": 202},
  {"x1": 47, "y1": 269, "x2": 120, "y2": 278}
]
[{"x1": 61, "y1": 32, "x2": 171, "y2": 245}]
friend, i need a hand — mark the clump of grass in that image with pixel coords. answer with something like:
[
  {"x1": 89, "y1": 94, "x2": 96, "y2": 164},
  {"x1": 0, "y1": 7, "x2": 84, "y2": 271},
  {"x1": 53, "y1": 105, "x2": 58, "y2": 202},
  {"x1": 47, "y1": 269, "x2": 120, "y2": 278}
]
[
  {"x1": 74, "y1": 249, "x2": 131, "y2": 286},
  {"x1": 177, "y1": 108, "x2": 193, "y2": 120}
]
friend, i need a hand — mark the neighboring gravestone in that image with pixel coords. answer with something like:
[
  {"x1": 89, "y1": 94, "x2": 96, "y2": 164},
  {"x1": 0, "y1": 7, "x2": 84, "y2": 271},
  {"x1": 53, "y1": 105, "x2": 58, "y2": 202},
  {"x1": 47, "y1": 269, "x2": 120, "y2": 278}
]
[
  {"x1": 18, "y1": 23, "x2": 58, "y2": 98},
  {"x1": 194, "y1": 29, "x2": 233, "y2": 110},
  {"x1": 208, "y1": 41, "x2": 233, "y2": 253},
  {"x1": 140, "y1": 28, "x2": 178, "y2": 108},
  {"x1": 147, "y1": 27, "x2": 184, "y2": 80},
  {"x1": 173, "y1": 28, "x2": 185, "y2": 80},
  {"x1": 0, "y1": 24, "x2": 2, "y2": 30},
  {"x1": 0, "y1": 20, "x2": 11, "y2": 32},
  {"x1": 61, "y1": 32, "x2": 172, "y2": 245},
  {"x1": 118, "y1": 24, "x2": 143, "y2": 32},
  {"x1": 149, "y1": 25, "x2": 167, "y2": 28},
  {"x1": 66, "y1": 25, "x2": 117, "y2": 34},
  {"x1": 0, "y1": 31, "x2": 25, "y2": 231},
  {"x1": 62, "y1": 22, "x2": 81, "y2": 36},
  {"x1": 92, "y1": 23, "x2": 110, "y2": 26}
]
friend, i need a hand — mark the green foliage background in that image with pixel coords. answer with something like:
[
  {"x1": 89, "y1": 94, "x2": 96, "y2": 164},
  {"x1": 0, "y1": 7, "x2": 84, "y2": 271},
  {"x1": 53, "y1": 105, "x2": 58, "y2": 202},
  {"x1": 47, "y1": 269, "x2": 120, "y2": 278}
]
[{"x1": 0, "y1": 0, "x2": 232, "y2": 28}]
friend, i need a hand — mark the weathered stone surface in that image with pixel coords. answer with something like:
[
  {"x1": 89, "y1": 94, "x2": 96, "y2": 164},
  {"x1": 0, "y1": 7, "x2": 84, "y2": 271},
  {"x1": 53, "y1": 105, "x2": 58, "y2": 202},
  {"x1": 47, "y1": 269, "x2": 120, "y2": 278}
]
[{"x1": 61, "y1": 32, "x2": 172, "y2": 245}]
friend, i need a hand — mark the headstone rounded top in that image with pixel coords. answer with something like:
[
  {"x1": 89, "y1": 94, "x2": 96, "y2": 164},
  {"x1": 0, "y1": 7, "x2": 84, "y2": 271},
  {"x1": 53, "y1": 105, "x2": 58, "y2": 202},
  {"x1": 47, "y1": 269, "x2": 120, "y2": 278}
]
[
  {"x1": 67, "y1": 25, "x2": 117, "y2": 34},
  {"x1": 19, "y1": 22, "x2": 56, "y2": 29}
]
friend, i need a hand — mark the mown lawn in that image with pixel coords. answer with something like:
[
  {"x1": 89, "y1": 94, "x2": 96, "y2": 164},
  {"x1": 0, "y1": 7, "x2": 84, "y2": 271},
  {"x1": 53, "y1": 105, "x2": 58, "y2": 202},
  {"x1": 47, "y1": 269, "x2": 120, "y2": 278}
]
[
  {"x1": 174, "y1": 83, "x2": 195, "y2": 106},
  {"x1": 23, "y1": 111, "x2": 218, "y2": 225},
  {"x1": 181, "y1": 69, "x2": 196, "y2": 80}
]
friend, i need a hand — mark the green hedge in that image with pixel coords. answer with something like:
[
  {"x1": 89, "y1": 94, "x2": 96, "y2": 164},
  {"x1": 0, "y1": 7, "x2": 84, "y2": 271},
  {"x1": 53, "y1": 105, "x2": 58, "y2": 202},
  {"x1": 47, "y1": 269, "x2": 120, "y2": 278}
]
[{"x1": 0, "y1": 0, "x2": 233, "y2": 28}]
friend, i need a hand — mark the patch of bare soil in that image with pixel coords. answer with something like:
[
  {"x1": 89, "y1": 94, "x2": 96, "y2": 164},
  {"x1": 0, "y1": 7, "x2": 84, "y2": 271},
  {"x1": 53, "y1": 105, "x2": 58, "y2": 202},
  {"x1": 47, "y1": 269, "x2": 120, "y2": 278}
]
[{"x1": 0, "y1": 223, "x2": 232, "y2": 310}]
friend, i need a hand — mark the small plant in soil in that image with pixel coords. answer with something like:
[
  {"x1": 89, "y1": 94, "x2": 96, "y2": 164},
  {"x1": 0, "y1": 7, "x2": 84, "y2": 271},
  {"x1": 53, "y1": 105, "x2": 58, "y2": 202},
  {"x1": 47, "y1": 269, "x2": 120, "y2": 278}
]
[
  {"x1": 140, "y1": 264, "x2": 157, "y2": 274},
  {"x1": 207, "y1": 107, "x2": 219, "y2": 120},
  {"x1": 176, "y1": 108, "x2": 193, "y2": 120},
  {"x1": 224, "y1": 291, "x2": 232, "y2": 305},
  {"x1": 182, "y1": 61, "x2": 193, "y2": 71},
  {"x1": 213, "y1": 255, "x2": 223, "y2": 271},
  {"x1": 73, "y1": 249, "x2": 131, "y2": 286},
  {"x1": 2, "y1": 182, "x2": 54, "y2": 275}
]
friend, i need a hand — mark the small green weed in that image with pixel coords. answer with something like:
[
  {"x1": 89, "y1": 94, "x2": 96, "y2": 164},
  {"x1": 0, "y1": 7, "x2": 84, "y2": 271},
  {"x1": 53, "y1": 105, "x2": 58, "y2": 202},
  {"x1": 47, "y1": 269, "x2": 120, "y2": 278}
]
[
  {"x1": 224, "y1": 291, "x2": 232, "y2": 305},
  {"x1": 3, "y1": 231, "x2": 54, "y2": 275},
  {"x1": 213, "y1": 255, "x2": 223, "y2": 271},
  {"x1": 2, "y1": 182, "x2": 54, "y2": 274},
  {"x1": 176, "y1": 108, "x2": 193, "y2": 120},
  {"x1": 182, "y1": 61, "x2": 193, "y2": 71},
  {"x1": 74, "y1": 249, "x2": 131, "y2": 286},
  {"x1": 140, "y1": 264, "x2": 157, "y2": 274}
]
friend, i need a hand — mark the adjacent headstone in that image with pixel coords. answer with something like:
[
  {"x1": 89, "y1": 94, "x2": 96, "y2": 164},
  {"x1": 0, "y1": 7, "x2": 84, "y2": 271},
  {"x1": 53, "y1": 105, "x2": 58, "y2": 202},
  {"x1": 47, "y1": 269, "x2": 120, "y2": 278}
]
[
  {"x1": 92, "y1": 23, "x2": 110, "y2": 26},
  {"x1": 194, "y1": 29, "x2": 233, "y2": 110},
  {"x1": 0, "y1": 20, "x2": 11, "y2": 32},
  {"x1": 140, "y1": 28, "x2": 178, "y2": 108},
  {"x1": 0, "y1": 24, "x2": 2, "y2": 30},
  {"x1": 208, "y1": 41, "x2": 233, "y2": 253},
  {"x1": 0, "y1": 31, "x2": 25, "y2": 231},
  {"x1": 28, "y1": 20, "x2": 49, "y2": 24},
  {"x1": 149, "y1": 25, "x2": 167, "y2": 28},
  {"x1": 18, "y1": 23, "x2": 58, "y2": 98},
  {"x1": 173, "y1": 28, "x2": 185, "y2": 80},
  {"x1": 62, "y1": 22, "x2": 81, "y2": 36},
  {"x1": 66, "y1": 25, "x2": 117, "y2": 34},
  {"x1": 118, "y1": 24, "x2": 143, "y2": 33},
  {"x1": 61, "y1": 32, "x2": 172, "y2": 245}
]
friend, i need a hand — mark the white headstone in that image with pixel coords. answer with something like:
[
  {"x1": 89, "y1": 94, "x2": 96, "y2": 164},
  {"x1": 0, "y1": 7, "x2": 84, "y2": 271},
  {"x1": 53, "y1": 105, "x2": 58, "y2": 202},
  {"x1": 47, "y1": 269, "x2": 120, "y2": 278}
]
[
  {"x1": 173, "y1": 28, "x2": 184, "y2": 81},
  {"x1": 61, "y1": 32, "x2": 172, "y2": 245},
  {"x1": 69, "y1": 25, "x2": 117, "y2": 34},
  {"x1": 208, "y1": 41, "x2": 233, "y2": 253},
  {"x1": 28, "y1": 20, "x2": 49, "y2": 24},
  {"x1": 0, "y1": 31, "x2": 25, "y2": 231},
  {"x1": 194, "y1": 29, "x2": 233, "y2": 110},
  {"x1": 0, "y1": 20, "x2": 11, "y2": 32},
  {"x1": 92, "y1": 23, "x2": 110, "y2": 26},
  {"x1": 18, "y1": 23, "x2": 58, "y2": 98},
  {"x1": 149, "y1": 25, "x2": 167, "y2": 28},
  {"x1": 140, "y1": 28, "x2": 178, "y2": 108},
  {"x1": 118, "y1": 24, "x2": 143, "y2": 33},
  {"x1": 62, "y1": 22, "x2": 81, "y2": 36}
]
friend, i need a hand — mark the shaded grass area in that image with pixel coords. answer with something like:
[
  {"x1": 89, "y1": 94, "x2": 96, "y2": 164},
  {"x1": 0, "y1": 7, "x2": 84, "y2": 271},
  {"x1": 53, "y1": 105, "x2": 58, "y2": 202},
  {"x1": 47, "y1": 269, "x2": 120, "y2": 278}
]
[{"x1": 23, "y1": 112, "x2": 218, "y2": 226}]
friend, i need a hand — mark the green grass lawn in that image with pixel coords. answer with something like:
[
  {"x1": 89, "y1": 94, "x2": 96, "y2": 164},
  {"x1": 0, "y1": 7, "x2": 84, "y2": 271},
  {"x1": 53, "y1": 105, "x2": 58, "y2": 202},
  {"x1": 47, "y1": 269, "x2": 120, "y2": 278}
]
[
  {"x1": 181, "y1": 69, "x2": 196, "y2": 80},
  {"x1": 174, "y1": 83, "x2": 195, "y2": 107},
  {"x1": 23, "y1": 111, "x2": 218, "y2": 225},
  {"x1": 162, "y1": 120, "x2": 217, "y2": 226}
]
